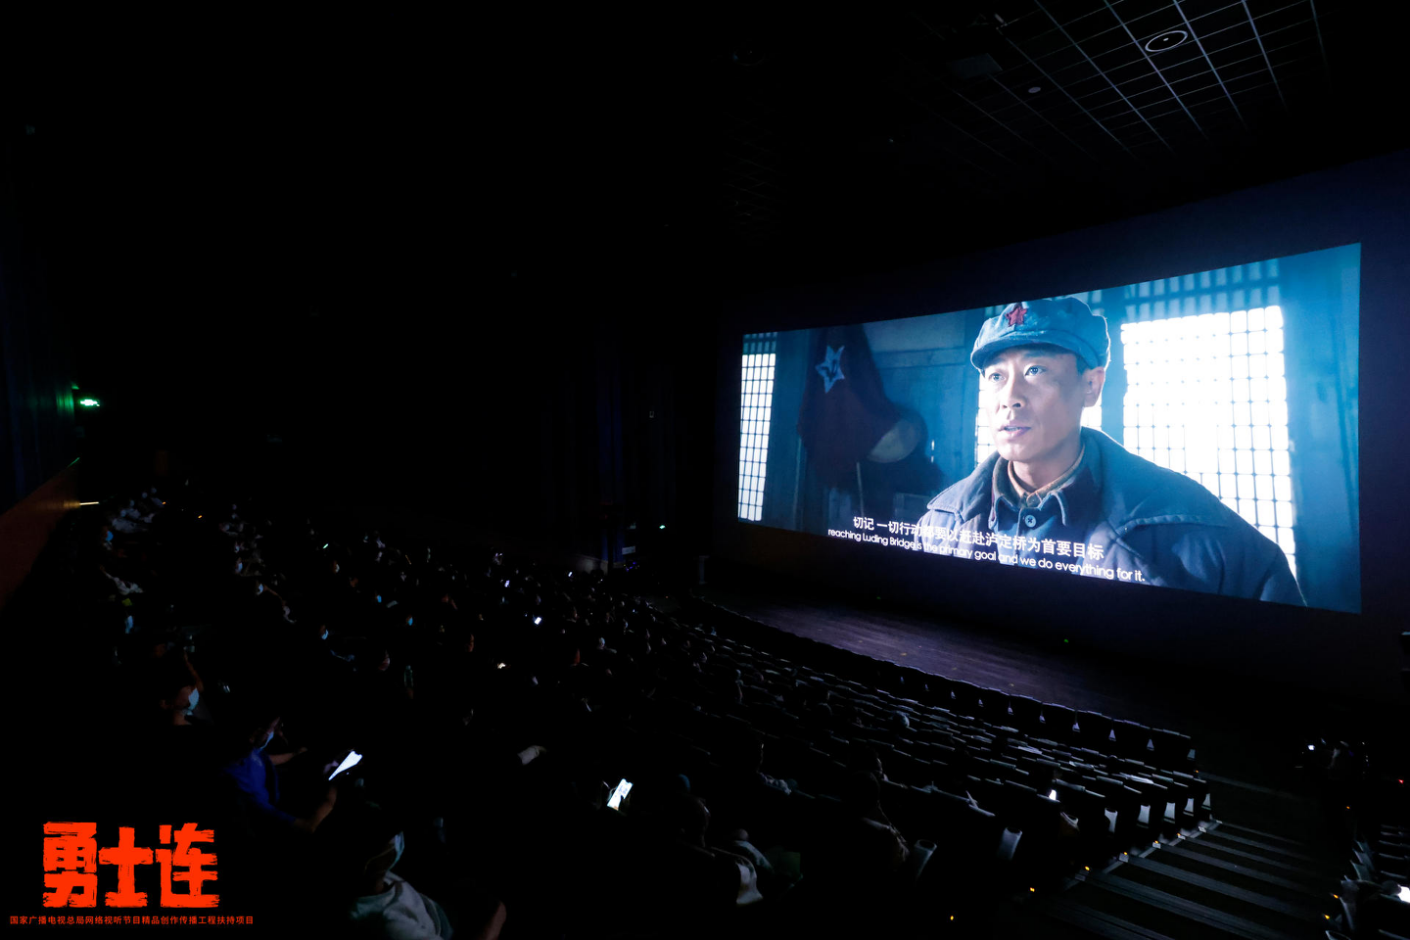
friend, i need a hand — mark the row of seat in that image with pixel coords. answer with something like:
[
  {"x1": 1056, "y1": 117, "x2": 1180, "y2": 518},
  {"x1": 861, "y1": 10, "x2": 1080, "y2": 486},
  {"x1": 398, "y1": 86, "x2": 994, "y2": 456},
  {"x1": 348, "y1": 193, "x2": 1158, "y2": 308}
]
[
  {"x1": 700, "y1": 605, "x2": 1196, "y2": 775},
  {"x1": 610, "y1": 616, "x2": 1212, "y2": 885},
  {"x1": 925, "y1": 679, "x2": 1195, "y2": 768},
  {"x1": 1334, "y1": 825, "x2": 1410, "y2": 937},
  {"x1": 706, "y1": 630, "x2": 1196, "y2": 783}
]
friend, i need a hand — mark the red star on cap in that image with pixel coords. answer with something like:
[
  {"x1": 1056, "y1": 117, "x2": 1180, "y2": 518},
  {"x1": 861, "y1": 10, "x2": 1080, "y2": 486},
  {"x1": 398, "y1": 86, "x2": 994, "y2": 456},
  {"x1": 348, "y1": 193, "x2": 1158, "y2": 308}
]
[{"x1": 1005, "y1": 303, "x2": 1027, "y2": 327}]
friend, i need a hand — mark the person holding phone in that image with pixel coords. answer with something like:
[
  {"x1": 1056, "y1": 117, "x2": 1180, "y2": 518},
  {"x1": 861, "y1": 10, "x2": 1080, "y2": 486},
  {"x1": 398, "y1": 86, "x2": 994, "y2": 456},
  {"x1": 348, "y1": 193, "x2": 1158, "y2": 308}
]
[{"x1": 217, "y1": 706, "x2": 337, "y2": 835}]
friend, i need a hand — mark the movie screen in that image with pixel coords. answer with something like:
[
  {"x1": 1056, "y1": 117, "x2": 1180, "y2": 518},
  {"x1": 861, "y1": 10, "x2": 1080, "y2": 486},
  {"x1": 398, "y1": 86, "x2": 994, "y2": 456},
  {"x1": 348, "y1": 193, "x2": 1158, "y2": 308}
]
[{"x1": 735, "y1": 244, "x2": 1360, "y2": 613}]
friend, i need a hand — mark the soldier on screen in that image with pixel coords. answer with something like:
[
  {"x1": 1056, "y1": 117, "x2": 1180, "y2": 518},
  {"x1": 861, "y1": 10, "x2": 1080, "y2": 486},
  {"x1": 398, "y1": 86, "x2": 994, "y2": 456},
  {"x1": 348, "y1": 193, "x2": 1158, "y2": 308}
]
[{"x1": 913, "y1": 296, "x2": 1304, "y2": 605}]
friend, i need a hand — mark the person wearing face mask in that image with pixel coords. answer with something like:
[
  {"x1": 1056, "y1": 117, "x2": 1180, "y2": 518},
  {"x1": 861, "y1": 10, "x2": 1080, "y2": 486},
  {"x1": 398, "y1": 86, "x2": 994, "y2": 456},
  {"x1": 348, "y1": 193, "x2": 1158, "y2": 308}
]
[
  {"x1": 217, "y1": 702, "x2": 336, "y2": 835},
  {"x1": 243, "y1": 578, "x2": 287, "y2": 624},
  {"x1": 288, "y1": 618, "x2": 342, "y2": 670},
  {"x1": 331, "y1": 802, "x2": 504, "y2": 940},
  {"x1": 148, "y1": 650, "x2": 207, "y2": 733},
  {"x1": 164, "y1": 684, "x2": 200, "y2": 725},
  {"x1": 311, "y1": 620, "x2": 349, "y2": 659},
  {"x1": 122, "y1": 660, "x2": 215, "y2": 826}
]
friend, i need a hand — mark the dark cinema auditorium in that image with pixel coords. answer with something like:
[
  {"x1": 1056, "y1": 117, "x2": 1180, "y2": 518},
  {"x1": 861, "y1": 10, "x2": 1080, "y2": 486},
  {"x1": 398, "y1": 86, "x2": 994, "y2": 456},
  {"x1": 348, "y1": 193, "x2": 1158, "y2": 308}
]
[{"x1": 2, "y1": 8, "x2": 1408, "y2": 938}]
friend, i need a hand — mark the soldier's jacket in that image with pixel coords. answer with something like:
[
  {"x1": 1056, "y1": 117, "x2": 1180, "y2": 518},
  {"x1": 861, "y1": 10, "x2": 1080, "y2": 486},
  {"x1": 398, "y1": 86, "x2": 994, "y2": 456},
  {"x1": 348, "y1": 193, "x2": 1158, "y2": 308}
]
[{"x1": 914, "y1": 427, "x2": 1305, "y2": 606}]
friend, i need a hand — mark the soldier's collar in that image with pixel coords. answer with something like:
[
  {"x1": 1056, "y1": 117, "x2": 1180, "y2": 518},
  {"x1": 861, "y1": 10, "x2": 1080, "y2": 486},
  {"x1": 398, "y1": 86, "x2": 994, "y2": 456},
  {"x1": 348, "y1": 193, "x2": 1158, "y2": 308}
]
[
  {"x1": 991, "y1": 435, "x2": 1101, "y2": 527},
  {"x1": 1009, "y1": 442, "x2": 1086, "y2": 503}
]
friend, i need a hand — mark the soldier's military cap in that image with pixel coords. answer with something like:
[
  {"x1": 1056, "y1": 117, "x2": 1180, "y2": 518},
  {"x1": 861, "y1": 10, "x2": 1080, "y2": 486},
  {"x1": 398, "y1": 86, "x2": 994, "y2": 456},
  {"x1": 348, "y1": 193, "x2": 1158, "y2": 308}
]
[{"x1": 970, "y1": 296, "x2": 1111, "y2": 373}]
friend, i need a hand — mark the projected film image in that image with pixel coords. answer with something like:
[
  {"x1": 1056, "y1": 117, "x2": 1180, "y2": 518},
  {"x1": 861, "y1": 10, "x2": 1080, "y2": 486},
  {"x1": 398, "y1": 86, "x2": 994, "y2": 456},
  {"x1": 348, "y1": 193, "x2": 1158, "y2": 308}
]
[{"x1": 737, "y1": 244, "x2": 1360, "y2": 613}]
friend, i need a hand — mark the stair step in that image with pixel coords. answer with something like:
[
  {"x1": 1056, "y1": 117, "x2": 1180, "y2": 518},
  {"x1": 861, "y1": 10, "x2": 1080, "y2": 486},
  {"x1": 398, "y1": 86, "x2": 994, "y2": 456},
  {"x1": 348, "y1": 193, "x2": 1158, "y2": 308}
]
[
  {"x1": 1059, "y1": 880, "x2": 1293, "y2": 940},
  {"x1": 1151, "y1": 846, "x2": 1328, "y2": 904},
  {"x1": 1211, "y1": 821, "x2": 1315, "y2": 852},
  {"x1": 1176, "y1": 840, "x2": 1331, "y2": 888},
  {"x1": 991, "y1": 904, "x2": 1123, "y2": 940},
  {"x1": 1123, "y1": 856, "x2": 1327, "y2": 920},
  {"x1": 1108, "y1": 861, "x2": 1327, "y2": 934},
  {"x1": 1044, "y1": 894, "x2": 1206, "y2": 940},
  {"x1": 1198, "y1": 829, "x2": 1327, "y2": 867}
]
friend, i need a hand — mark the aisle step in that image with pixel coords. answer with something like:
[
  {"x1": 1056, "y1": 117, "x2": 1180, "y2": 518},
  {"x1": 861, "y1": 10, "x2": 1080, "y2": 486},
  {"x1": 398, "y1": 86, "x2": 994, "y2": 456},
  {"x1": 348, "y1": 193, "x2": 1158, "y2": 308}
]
[
  {"x1": 1044, "y1": 894, "x2": 1214, "y2": 940},
  {"x1": 1120, "y1": 856, "x2": 1326, "y2": 924},
  {"x1": 1212, "y1": 821, "x2": 1316, "y2": 851},
  {"x1": 1198, "y1": 829, "x2": 1326, "y2": 866},
  {"x1": 1174, "y1": 840, "x2": 1331, "y2": 888},
  {"x1": 1196, "y1": 833, "x2": 1346, "y2": 884},
  {"x1": 1106, "y1": 862, "x2": 1326, "y2": 935},
  {"x1": 1150, "y1": 846, "x2": 1326, "y2": 905},
  {"x1": 990, "y1": 904, "x2": 1132, "y2": 940},
  {"x1": 1078, "y1": 874, "x2": 1323, "y2": 940},
  {"x1": 1056, "y1": 880, "x2": 1297, "y2": 940}
]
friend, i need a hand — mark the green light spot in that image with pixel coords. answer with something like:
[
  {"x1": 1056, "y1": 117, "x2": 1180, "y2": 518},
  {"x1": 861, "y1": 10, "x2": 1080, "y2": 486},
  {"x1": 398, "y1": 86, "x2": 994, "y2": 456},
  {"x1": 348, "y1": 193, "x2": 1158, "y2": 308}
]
[
  {"x1": 79, "y1": 398, "x2": 100, "y2": 408},
  {"x1": 1063, "y1": 639, "x2": 1069, "y2": 644},
  {"x1": 659, "y1": 524, "x2": 665, "y2": 529}
]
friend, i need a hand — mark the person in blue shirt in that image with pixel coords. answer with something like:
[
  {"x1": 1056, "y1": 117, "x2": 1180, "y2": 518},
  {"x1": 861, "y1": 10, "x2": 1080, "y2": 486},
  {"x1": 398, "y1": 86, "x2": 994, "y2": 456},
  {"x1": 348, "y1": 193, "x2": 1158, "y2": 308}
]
[
  {"x1": 218, "y1": 708, "x2": 337, "y2": 834},
  {"x1": 915, "y1": 296, "x2": 1304, "y2": 606}
]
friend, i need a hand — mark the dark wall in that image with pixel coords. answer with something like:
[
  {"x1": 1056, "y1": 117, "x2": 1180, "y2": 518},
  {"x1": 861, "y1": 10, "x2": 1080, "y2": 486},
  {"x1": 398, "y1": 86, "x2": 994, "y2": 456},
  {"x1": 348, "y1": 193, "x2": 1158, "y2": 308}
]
[
  {"x1": 251, "y1": 273, "x2": 716, "y2": 569},
  {"x1": 0, "y1": 124, "x2": 76, "y2": 514},
  {"x1": 23, "y1": 28, "x2": 713, "y2": 566},
  {"x1": 714, "y1": 148, "x2": 1410, "y2": 704}
]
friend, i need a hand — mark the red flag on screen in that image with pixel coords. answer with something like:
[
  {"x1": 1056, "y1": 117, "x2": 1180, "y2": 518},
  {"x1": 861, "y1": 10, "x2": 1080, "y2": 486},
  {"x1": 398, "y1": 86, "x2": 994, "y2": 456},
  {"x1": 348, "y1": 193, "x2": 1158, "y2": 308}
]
[{"x1": 797, "y1": 324, "x2": 900, "y2": 488}]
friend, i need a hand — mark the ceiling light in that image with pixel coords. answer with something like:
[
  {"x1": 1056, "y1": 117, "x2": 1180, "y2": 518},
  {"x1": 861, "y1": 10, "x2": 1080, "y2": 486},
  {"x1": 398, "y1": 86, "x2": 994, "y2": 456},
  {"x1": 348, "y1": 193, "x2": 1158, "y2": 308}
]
[{"x1": 1144, "y1": 30, "x2": 1188, "y2": 53}]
